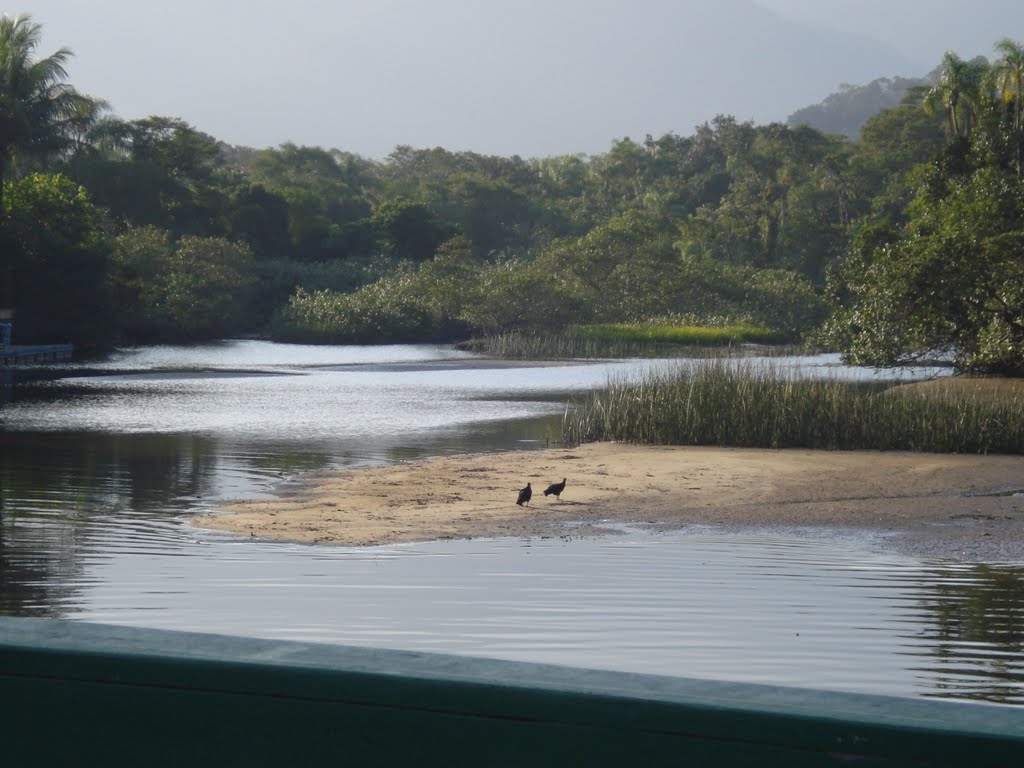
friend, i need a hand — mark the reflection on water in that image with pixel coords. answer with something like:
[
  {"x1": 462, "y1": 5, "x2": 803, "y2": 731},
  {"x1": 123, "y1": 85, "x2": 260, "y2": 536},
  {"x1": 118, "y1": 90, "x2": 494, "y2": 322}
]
[
  {"x1": 2, "y1": 341, "x2": 1019, "y2": 706},
  {"x1": 65, "y1": 528, "x2": 1024, "y2": 705},
  {"x1": 910, "y1": 564, "x2": 1024, "y2": 704}
]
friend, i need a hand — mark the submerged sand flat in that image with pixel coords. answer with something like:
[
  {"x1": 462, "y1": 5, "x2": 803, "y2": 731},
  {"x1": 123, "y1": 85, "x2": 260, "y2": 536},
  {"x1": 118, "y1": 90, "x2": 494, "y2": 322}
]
[{"x1": 196, "y1": 443, "x2": 1024, "y2": 559}]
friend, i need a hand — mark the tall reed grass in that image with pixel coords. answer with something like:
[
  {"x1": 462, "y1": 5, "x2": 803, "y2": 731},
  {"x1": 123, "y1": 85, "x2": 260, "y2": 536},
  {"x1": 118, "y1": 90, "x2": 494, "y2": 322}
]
[
  {"x1": 459, "y1": 325, "x2": 791, "y2": 360},
  {"x1": 458, "y1": 331, "x2": 669, "y2": 359},
  {"x1": 570, "y1": 322, "x2": 783, "y2": 346},
  {"x1": 562, "y1": 361, "x2": 1024, "y2": 454}
]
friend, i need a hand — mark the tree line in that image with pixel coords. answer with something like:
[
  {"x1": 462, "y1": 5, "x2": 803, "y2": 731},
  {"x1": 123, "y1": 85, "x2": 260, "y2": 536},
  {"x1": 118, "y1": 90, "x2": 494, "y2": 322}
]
[{"x1": 2, "y1": 14, "x2": 1022, "y2": 373}]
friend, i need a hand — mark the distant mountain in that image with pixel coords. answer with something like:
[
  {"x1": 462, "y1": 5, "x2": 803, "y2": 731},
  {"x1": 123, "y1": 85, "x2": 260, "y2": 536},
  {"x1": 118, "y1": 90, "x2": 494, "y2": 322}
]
[
  {"x1": 785, "y1": 76, "x2": 931, "y2": 138},
  {"x1": 786, "y1": 55, "x2": 995, "y2": 140}
]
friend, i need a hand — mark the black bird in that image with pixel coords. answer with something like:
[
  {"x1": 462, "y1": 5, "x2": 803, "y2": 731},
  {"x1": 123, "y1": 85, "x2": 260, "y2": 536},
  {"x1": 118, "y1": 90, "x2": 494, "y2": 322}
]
[
  {"x1": 516, "y1": 482, "x2": 532, "y2": 507},
  {"x1": 543, "y1": 478, "x2": 567, "y2": 499}
]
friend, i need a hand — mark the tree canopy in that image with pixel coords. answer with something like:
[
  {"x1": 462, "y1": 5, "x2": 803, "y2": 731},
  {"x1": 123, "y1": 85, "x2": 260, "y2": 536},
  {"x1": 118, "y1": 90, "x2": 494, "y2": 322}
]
[
  {"x1": 3, "y1": 14, "x2": 1023, "y2": 375},
  {"x1": 824, "y1": 44, "x2": 1024, "y2": 374},
  {"x1": 0, "y1": 14, "x2": 103, "y2": 210}
]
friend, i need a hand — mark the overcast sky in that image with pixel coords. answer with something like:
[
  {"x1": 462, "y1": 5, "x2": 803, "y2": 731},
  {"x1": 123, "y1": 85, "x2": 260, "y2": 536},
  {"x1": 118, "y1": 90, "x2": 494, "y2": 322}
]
[{"x1": 11, "y1": 1, "x2": 1024, "y2": 158}]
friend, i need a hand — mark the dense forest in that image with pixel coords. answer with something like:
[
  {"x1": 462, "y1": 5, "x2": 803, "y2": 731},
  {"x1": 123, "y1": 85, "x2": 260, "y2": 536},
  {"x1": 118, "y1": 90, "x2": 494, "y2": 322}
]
[{"x1": 2, "y1": 15, "x2": 1023, "y2": 374}]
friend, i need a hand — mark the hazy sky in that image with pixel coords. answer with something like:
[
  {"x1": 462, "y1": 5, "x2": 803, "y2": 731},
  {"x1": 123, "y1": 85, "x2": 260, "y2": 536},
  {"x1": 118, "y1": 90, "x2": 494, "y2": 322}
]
[{"x1": 11, "y1": 1, "x2": 1024, "y2": 158}]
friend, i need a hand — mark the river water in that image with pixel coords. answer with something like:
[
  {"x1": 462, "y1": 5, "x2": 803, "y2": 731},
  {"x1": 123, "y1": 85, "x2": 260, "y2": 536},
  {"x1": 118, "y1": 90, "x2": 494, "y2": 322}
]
[{"x1": 1, "y1": 341, "x2": 1022, "y2": 705}]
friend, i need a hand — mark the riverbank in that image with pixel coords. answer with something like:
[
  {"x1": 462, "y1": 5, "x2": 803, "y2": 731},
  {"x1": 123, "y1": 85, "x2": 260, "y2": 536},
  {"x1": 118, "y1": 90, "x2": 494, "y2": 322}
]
[{"x1": 196, "y1": 443, "x2": 1024, "y2": 560}]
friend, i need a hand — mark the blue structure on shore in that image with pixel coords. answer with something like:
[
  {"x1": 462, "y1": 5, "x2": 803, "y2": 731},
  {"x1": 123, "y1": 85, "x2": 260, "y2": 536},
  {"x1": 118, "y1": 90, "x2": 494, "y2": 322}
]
[{"x1": 0, "y1": 321, "x2": 73, "y2": 366}]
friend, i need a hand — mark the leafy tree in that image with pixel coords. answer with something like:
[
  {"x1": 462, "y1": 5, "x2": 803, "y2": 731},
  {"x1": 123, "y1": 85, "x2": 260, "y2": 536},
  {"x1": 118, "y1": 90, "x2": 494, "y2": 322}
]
[
  {"x1": 226, "y1": 183, "x2": 290, "y2": 257},
  {"x1": 1, "y1": 173, "x2": 112, "y2": 350},
  {"x1": 249, "y1": 143, "x2": 373, "y2": 259},
  {"x1": 825, "y1": 45, "x2": 1024, "y2": 374},
  {"x1": 459, "y1": 259, "x2": 587, "y2": 336},
  {"x1": 273, "y1": 276, "x2": 436, "y2": 344},
  {"x1": 534, "y1": 210, "x2": 677, "y2": 321},
  {"x1": 161, "y1": 236, "x2": 257, "y2": 336},
  {"x1": 924, "y1": 52, "x2": 988, "y2": 139},
  {"x1": 825, "y1": 166, "x2": 1024, "y2": 374},
  {"x1": 858, "y1": 105, "x2": 946, "y2": 168},
  {"x1": 854, "y1": 104, "x2": 946, "y2": 220},
  {"x1": 64, "y1": 116, "x2": 228, "y2": 235},
  {"x1": 440, "y1": 174, "x2": 544, "y2": 259},
  {"x1": 0, "y1": 14, "x2": 104, "y2": 211},
  {"x1": 680, "y1": 122, "x2": 855, "y2": 277},
  {"x1": 111, "y1": 227, "x2": 256, "y2": 341},
  {"x1": 371, "y1": 198, "x2": 449, "y2": 261},
  {"x1": 992, "y1": 38, "x2": 1024, "y2": 176}
]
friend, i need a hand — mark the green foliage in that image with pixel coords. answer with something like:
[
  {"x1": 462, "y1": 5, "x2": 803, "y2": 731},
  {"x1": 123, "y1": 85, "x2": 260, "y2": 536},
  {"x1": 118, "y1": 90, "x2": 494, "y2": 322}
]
[
  {"x1": 680, "y1": 121, "x2": 859, "y2": 278},
  {"x1": 923, "y1": 53, "x2": 989, "y2": 139},
  {"x1": 371, "y1": 198, "x2": 449, "y2": 261},
  {"x1": 563, "y1": 362, "x2": 1024, "y2": 454},
  {"x1": 247, "y1": 143, "x2": 375, "y2": 260},
  {"x1": 834, "y1": 171, "x2": 1024, "y2": 373},
  {"x1": 535, "y1": 210, "x2": 682, "y2": 321},
  {"x1": 0, "y1": 14, "x2": 105, "y2": 209},
  {"x1": 666, "y1": 252, "x2": 828, "y2": 339},
  {"x1": 825, "y1": 39, "x2": 1024, "y2": 376},
  {"x1": 855, "y1": 106, "x2": 946, "y2": 219},
  {"x1": 271, "y1": 238, "x2": 479, "y2": 343},
  {"x1": 271, "y1": 281, "x2": 433, "y2": 344},
  {"x1": 226, "y1": 184, "x2": 290, "y2": 257},
  {"x1": 442, "y1": 174, "x2": 545, "y2": 259},
  {"x1": 1, "y1": 173, "x2": 113, "y2": 350},
  {"x1": 111, "y1": 227, "x2": 256, "y2": 341},
  {"x1": 247, "y1": 253, "x2": 402, "y2": 324},
  {"x1": 11, "y1": 16, "x2": 1024, "y2": 369},
  {"x1": 64, "y1": 116, "x2": 228, "y2": 235},
  {"x1": 458, "y1": 259, "x2": 588, "y2": 335},
  {"x1": 737, "y1": 266, "x2": 831, "y2": 336}
]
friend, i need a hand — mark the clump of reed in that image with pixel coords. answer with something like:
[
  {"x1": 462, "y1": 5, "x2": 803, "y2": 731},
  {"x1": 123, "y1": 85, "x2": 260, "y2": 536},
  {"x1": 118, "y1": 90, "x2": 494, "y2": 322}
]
[
  {"x1": 562, "y1": 361, "x2": 1024, "y2": 454},
  {"x1": 570, "y1": 322, "x2": 783, "y2": 346},
  {"x1": 458, "y1": 331, "x2": 668, "y2": 359},
  {"x1": 459, "y1": 323, "x2": 789, "y2": 360}
]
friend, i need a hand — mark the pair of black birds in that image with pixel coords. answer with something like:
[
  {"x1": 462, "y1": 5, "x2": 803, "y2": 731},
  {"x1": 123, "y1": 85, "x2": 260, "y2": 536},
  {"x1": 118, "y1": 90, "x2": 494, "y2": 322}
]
[{"x1": 516, "y1": 478, "x2": 566, "y2": 506}]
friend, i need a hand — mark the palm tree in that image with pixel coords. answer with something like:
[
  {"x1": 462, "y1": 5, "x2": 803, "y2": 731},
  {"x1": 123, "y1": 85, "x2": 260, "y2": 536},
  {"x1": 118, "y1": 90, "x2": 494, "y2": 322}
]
[
  {"x1": 0, "y1": 14, "x2": 103, "y2": 211},
  {"x1": 992, "y1": 37, "x2": 1024, "y2": 175},
  {"x1": 924, "y1": 51, "x2": 985, "y2": 139}
]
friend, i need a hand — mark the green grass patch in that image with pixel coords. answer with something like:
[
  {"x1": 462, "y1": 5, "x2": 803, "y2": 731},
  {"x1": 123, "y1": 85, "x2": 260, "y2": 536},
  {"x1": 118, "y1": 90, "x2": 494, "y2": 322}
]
[
  {"x1": 569, "y1": 322, "x2": 783, "y2": 346},
  {"x1": 562, "y1": 362, "x2": 1024, "y2": 454}
]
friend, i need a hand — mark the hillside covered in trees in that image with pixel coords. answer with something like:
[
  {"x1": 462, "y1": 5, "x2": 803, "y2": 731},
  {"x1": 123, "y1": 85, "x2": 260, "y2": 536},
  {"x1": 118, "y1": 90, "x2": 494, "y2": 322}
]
[
  {"x1": 786, "y1": 75, "x2": 933, "y2": 139},
  {"x1": 2, "y1": 14, "x2": 1023, "y2": 374}
]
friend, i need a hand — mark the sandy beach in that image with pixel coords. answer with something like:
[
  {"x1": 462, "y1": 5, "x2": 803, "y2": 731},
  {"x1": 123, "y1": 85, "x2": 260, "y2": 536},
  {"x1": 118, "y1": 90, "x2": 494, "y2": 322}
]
[{"x1": 196, "y1": 442, "x2": 1024, "y2": 560}]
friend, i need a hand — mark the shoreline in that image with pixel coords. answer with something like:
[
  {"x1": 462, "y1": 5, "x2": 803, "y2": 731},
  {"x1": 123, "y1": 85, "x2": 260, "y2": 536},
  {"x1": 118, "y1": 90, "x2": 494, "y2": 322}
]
[{"x1": 194, "y1": 443, "x2": 1024, "y2": 561}]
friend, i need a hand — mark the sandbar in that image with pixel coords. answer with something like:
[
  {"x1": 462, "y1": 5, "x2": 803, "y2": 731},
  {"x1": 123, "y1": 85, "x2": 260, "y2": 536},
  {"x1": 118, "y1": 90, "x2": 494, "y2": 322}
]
[{"x1": 195, "y1": 443, "x2": 1024, "y2": 560}]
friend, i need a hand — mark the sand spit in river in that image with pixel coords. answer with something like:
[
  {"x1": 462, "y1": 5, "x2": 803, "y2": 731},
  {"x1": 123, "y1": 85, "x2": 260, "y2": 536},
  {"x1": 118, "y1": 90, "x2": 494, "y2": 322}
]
[{"x1": 196, "y1": 443, "x2": 1024, "y2": 561}]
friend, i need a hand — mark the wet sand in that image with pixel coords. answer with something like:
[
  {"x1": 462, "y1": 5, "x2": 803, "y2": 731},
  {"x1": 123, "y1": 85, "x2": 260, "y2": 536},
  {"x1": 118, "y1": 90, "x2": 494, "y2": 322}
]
[{"x1": 196, "y1": 443, "x2": 1024, "y2": 560}]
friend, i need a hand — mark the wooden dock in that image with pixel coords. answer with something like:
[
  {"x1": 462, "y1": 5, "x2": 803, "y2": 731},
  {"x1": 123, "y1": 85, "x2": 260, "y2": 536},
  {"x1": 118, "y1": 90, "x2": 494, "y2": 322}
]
[{"x1": 1, "y1": 617, "x2": 1022, "y2": 766}]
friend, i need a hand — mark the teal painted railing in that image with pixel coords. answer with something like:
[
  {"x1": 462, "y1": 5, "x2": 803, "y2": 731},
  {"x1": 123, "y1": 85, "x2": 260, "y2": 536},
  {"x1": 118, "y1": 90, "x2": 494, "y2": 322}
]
[{"x1": 1, "y1": 617, "x2": 1022, "y2": 766}]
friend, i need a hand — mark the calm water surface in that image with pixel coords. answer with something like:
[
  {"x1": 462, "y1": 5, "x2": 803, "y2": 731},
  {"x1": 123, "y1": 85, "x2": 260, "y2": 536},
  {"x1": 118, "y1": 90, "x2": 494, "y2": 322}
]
[{"x1": 1, "y1": 341, "x2": 1021, "y2": 706}]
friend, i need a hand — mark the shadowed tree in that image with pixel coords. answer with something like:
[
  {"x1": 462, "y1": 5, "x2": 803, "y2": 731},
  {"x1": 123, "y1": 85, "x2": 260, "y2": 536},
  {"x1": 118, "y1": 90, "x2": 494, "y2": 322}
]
[
  {"x1": 0, "y1": 14, "x2": 103, "y2": 211},
  {"x1": 65, "y1": 115, "x2": 228, "y2": 235}
]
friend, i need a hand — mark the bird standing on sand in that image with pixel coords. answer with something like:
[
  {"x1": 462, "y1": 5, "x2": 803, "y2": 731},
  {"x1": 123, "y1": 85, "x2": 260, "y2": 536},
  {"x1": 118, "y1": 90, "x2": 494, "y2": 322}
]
[
  {"x1": 516, "y1": 482, "x2": 532, "y2": 506},
  {"x1": 544, "y1": 478, "x2": 567, "y2": 500}
]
